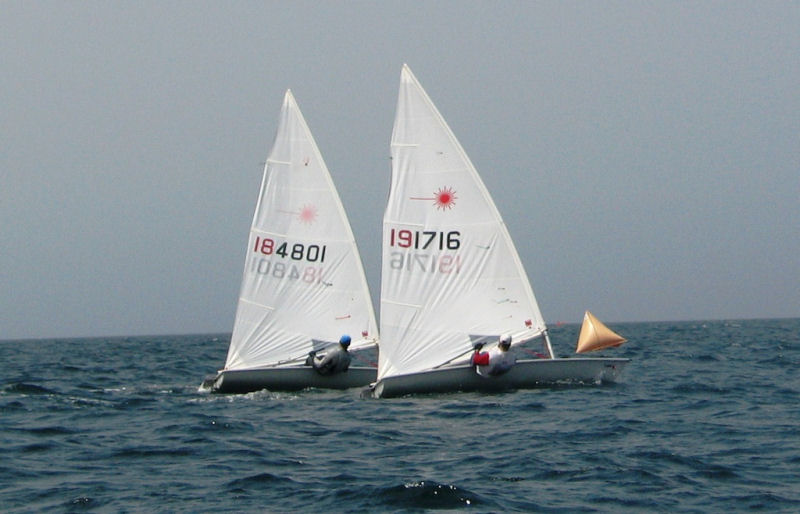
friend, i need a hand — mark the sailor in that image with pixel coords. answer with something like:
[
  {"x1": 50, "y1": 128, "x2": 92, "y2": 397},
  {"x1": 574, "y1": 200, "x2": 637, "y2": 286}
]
[
  {"x1": 306, "y1": 334, "x2": 353, "y2": 375},
  {"x1": 471, "y1": 334, "x2": 515, "y2": 377}
]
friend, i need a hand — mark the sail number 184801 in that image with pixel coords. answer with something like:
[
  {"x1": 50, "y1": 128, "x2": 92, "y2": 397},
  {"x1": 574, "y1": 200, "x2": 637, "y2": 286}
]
[{"x1": 253, "y1": 236, "x2": 326, "y2": 262}]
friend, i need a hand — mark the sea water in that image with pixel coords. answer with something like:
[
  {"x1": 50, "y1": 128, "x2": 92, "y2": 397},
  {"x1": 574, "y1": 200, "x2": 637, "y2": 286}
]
[{"x1": 1, "y1": 319, "x2": 798, "y2": 512}]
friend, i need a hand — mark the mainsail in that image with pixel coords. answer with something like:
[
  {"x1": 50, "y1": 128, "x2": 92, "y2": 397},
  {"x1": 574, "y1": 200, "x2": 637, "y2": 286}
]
[
  {"x1": 575, "y1": 311, "x2": 626, "y2": 354},
  {"x1": 377, "y1": 64, "x2": 552, "y2": 382},
  {"x1": 223, "y1": 90, "x2": 378, "y2": 371}
]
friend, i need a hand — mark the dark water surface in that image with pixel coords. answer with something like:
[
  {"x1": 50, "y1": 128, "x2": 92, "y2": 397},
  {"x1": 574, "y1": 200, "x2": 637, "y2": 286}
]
[{"x1": 2, "y1": 319, "x2": 798, "y2": 512}]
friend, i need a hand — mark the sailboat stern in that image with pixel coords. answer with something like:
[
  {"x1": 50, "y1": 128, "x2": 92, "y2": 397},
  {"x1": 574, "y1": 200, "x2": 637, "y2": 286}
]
[{"x1": 597, "y1": 359, "x2": 627, "y2": 382}]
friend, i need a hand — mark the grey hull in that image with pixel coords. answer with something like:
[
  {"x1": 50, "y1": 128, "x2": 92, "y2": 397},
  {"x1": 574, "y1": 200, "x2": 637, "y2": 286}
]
[
  {"x1": 202, "y1": 366, "x2": 377, "y2": 394},
  {"x1": 368, "y1": 358, "x2": 629, "y2": 398}
]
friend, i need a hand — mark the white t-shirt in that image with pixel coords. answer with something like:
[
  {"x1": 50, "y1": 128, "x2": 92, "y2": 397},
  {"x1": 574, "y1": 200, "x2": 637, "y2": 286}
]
[{"x1": 477, "y1": 346, "x2": 516, "y2": 377}]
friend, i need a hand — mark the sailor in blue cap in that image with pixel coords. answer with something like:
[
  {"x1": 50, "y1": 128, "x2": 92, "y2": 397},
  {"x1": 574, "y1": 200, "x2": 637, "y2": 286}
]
[{"x1": 306, "y1": 334, "x2": 353, "y2": 375}]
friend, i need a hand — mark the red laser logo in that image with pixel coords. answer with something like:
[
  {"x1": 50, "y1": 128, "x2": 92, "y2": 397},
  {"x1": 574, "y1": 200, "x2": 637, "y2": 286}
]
[{"x1": 411, "y1": 186, "x2": 458, "y2": 210}]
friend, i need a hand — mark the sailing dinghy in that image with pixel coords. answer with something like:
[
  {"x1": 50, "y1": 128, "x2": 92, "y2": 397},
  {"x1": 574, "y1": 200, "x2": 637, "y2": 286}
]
[
  {"x1": 368, "y1": 65, "x2": 628, "y2": 398},
  {"x1": 203, "y1": 90, "x2": 378, "y2": 393}
]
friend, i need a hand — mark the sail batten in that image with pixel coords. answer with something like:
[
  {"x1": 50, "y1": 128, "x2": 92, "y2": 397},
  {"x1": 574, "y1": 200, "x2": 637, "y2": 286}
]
[{"x1": 237, "y1": 298, "x2": 275, "y2": 310}]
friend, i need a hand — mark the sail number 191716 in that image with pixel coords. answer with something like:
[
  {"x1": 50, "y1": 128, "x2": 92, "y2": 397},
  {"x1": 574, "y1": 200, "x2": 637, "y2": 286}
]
[
  {"x1": 253, "y1": 236, "x2": 326, "y2": 262},
  {"x1": 389, "y1": 229, "x2": 460, "y2": 250}
]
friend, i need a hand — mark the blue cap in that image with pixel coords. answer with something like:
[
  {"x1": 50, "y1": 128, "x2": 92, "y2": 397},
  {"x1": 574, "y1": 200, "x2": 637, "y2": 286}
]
[{"x1": 339, "y1": 334, "x2": 351, "y2": 346}]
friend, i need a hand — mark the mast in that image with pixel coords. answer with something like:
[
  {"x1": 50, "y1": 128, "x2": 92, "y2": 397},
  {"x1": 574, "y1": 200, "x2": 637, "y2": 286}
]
[{"x1": 542, "y1": 330, "x2": 555, "y2": 359}]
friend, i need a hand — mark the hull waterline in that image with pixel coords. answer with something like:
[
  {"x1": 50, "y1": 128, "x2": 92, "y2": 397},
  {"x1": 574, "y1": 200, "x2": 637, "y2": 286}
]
[
  {"x1": 368, "y1": 358, "x2": 629, "y2": 398},
  {"x1": 202, "y1": 366, "x2": 377, "y2": 394}
]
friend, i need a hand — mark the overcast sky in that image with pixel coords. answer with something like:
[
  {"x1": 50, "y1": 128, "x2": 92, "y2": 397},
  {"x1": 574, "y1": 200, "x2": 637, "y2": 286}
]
[{"x1": 2, "y1": 2, "x2": 798, "y2": 340}]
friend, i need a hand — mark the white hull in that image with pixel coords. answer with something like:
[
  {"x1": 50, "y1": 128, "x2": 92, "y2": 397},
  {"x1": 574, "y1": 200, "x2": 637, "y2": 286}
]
[
  {"x1": 367, "y1": 358, "x2": 629, "y2": 398},
  {"x1": 202, "y1": 366, "x2": 377, "y2": 394}
]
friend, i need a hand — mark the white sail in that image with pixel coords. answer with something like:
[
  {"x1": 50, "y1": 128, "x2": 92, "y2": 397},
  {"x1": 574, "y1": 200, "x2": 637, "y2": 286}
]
[
  {"x1": 377, "y1": 65, "x2": 551, "y2": 382},
  {"x1": 223, "y1": 90, "x2": 378, "y2": 371}
]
